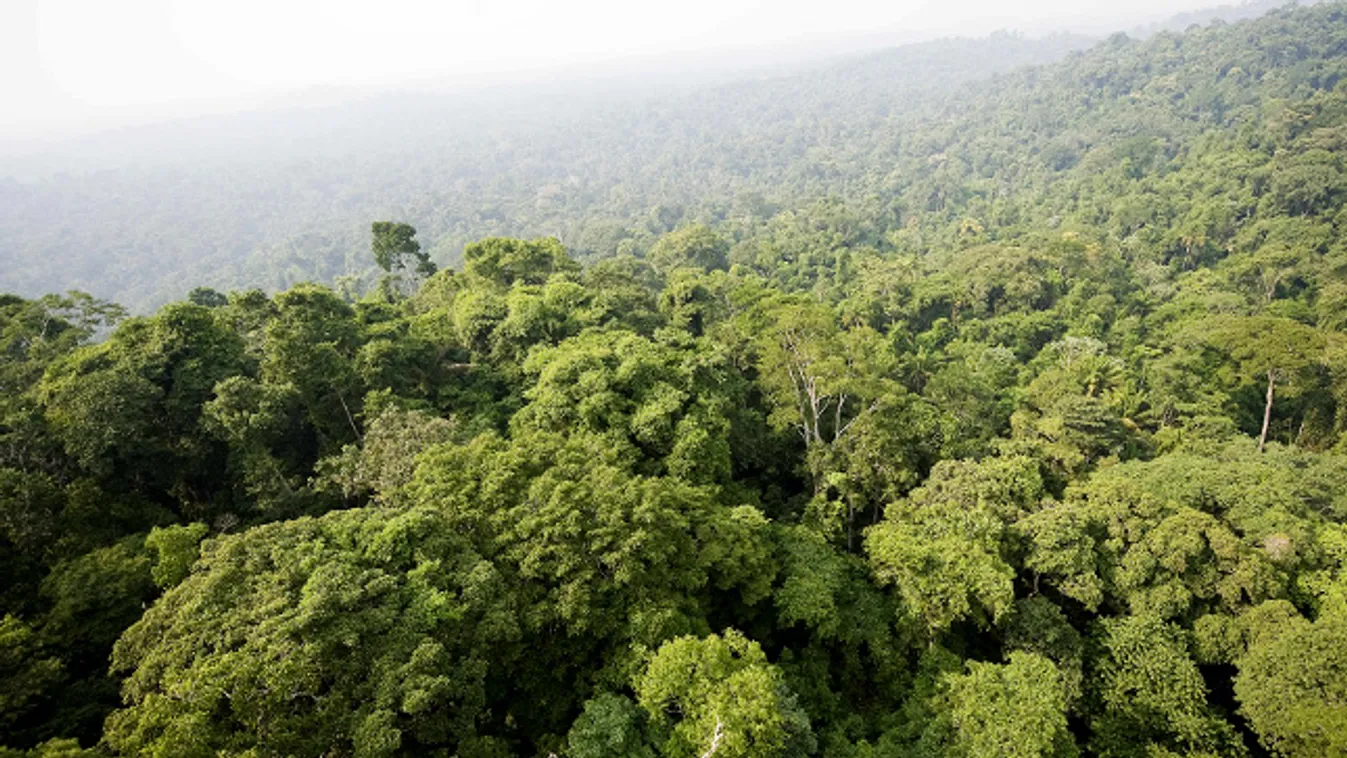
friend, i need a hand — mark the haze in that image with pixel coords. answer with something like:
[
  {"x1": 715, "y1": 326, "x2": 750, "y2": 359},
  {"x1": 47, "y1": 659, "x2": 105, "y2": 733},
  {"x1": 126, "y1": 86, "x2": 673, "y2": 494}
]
[{"x1": 4, "y1": 0, "x2": 1227, "y2": 141}]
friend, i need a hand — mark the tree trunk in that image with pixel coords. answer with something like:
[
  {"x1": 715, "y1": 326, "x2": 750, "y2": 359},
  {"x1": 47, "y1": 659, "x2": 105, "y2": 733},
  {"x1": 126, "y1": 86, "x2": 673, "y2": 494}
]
[
  {"x1": 846, "y1": 500, "x2": 855, "y2": 553},
  {"x1": 1259, "y1": 368, "x2": 1275, "y2": 453}
]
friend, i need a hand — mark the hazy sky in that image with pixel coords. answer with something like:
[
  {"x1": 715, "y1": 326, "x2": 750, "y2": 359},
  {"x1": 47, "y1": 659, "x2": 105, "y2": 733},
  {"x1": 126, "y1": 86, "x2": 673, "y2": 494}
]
[{"x1": 3, "y1": 0, "x2": 1221, "y2": 140}]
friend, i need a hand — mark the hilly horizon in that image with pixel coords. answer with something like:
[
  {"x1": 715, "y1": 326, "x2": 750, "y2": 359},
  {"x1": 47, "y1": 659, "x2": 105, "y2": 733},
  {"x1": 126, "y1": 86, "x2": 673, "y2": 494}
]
[{"x1": 0, "y1": 0, "x2": 1310, "y2": 311}]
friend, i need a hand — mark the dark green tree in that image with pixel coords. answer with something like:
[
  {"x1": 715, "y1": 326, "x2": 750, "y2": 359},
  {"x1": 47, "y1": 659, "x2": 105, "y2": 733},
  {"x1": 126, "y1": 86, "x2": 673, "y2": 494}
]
[{"x1": 371, "y1": 222, "x2": 436, "y2": 276}]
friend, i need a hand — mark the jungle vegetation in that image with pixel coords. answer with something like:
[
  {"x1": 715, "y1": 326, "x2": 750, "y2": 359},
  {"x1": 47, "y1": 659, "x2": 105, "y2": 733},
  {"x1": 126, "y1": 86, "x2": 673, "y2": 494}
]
[{"x1": 5, "y1": 2, "x2": 1347, "y2": 756}]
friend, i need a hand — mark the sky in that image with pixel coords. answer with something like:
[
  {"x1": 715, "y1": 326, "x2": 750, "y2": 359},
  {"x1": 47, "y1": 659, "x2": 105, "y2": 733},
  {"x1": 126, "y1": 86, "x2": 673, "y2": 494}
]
[{"x1": 2, "y1": 0, "x2": 1225, "y2": 141}]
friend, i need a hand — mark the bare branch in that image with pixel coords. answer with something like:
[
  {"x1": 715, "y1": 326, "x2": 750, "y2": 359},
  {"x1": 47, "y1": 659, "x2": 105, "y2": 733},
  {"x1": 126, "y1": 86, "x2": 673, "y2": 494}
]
[
  {"x1": 701, "y1": 717, "x2": 725, "y2": 758},
  {"x1": 337, "y1": 392, "x2": 363, "y2": 443},
  {"x1": 836, "y1": 398, "x2": 880, "y2": 442}
]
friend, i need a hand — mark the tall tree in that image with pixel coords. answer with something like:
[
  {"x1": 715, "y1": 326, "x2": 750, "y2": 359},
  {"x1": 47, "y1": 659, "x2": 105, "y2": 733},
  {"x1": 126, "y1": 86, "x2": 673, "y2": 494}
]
[
  {"x1": 371, "y1": 222, "x2": 436, "y2": 276},
  {"x1": 1189, "y1": 316, "x2": 1326, "y2": 452}
]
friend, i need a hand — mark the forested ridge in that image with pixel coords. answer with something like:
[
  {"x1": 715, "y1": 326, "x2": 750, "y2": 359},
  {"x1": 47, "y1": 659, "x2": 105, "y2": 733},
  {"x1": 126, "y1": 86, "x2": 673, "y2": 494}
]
[
  {"x1": 0, "y1": 2, "x2": 1323, "y2": 311},
  {"x1": 0, "y1": 30, "x2": 1098, "y2": 310},
  {"x1": 6, "y1": 2, "x2": 1347, "y2": 757}
]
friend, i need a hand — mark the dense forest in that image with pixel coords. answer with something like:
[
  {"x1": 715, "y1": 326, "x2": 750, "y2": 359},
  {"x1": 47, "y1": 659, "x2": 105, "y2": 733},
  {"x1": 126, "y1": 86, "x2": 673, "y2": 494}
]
[{"x1": 5, "y1": 2, "x2": 1347, "y2": 757}]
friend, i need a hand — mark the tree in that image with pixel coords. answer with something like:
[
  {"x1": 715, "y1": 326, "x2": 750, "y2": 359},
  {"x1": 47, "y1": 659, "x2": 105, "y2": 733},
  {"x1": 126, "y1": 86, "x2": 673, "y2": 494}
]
[
  {"x1": 634, "y1": 631, "x2": 816, "y2": 758},
  {"x1": 1019, "y1": 447, "x2": 1290, "y2": 623},
  {"x1": 462, "y1": 237, "x2": 579, "y2": 288},
  {"x1": 864, "y1": 456, "x2": 1036, "y2": 635},
  {"x1": 104, "y1": 507, "x2": 518, "y2": 758},
  {"x1": 566, "y1": 694, "x2": 656, "y2": 758},
  {"x1": 406, "y1": 431, "x2": 759, "y2": 645},
  {"x1": 1005, "y1": 597, "x2": 1085, "y2": 704},
  {"x1": 37, "y1": 303, "x2": 244, "y2": 503},
  {"x1": 1188, "y1": 316, "x2": 1326, "y2": 451},
  {"x1": 39, "y1": 538, "x2": 155, "y2": 665},
  {"x1": 1235, "y1": 606, "x2": 1347, "y2": 757},
  {"x1": 185, "y1": 288, "x2": 228, "y2": 308},
  {"x1": 316, "y1": 405, "x2": 457, "y2": 503},
  {"x1": 32, "y1": 538, "x2": 157, "y2": 744},
  {"x1": 510, "y1": 330, "x2": 738, "y2": 485},
  {"x1": 260, "y1": 285, "x2": 364, "y2": 449},
  {"x1": 1008, "y1": 336, "x2": 1143, "y2": 486},
  {"x1": 647, "y1": 225, "x2": 730, "y2": 273},
  {"x1": 0, "y1": 292, "x2": 123, "y2": 409},
  {"x1": 371, "y1": 222, "x2": 435, "y2": 276},
  {"x1": 143, "y1": 523, "x2": 209, "y2": 590},
  {"x1": 201, "y1": 375, "x2": 311, "y2": 517},
  {"x1": 747, "y1": 297, "x2": 900, "y2": 494},
  {"x1": 0, "y1": 616, "x2": 62, "y2": 741},
  {"x1": 1086, "y1": 615, "x2": 1243, "y2": 757},
  {"x1": 914, "y1": 652, "x2": 1077, "y2": 758},
  {"x1": 865, "y1": 495, "x2": 1015, "y2": 637}
]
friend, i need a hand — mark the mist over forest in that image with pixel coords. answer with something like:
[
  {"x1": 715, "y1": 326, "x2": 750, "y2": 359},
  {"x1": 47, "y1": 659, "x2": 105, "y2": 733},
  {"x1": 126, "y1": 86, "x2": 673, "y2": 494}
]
[
  {"x1": 0, "y1": 0, "x2": 1298, "y2": 310},
  {"x1": 4, "y1": 1, "x2": 1347, "y2": 757}
]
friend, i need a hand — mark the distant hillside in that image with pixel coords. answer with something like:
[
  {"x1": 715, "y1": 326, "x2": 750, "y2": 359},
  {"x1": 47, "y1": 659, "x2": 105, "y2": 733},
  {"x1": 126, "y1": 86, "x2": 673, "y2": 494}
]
[
  {"x1": 3, "y1": 2, "x2": 1346, "y2": 312},
  {"x1": 1130, "y1": 0, "x2": 1324, "y2": 35},
  {"x1": 0, "y1": 31, "x2": 1092, "y2": 309}
]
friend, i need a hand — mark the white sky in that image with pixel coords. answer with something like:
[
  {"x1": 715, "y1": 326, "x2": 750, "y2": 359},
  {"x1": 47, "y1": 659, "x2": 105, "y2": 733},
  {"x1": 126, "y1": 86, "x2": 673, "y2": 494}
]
[{"x1": 3, "y1": 0, "x2": 1220, "y2": 140}]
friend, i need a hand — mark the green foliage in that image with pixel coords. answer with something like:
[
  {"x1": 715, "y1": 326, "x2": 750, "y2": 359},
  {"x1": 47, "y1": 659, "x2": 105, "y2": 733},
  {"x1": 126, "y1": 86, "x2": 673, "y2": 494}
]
[
  {"x1": 865, "y1": 457, "x2": 1035, "y2": 635},
  {"x1": 186, "y1": 287, "x2": 227, "y2": 308},
  {"x1": 39, "y1": 538, "x2": 155, "y2": 661},
  {"x1": 38, "y1": 303, "x2": 244, "y2": 499},
  {"x1": 0, "y1": 739, "x2": 93, "y2": 758},
  {"x1": 463, "y1": 237, "x2": 580, "y2": 288},
  {"x1": 406, "y1": 430, "x2": 750, "y2": 646},
  {"x1": 144, "y1": 523, "x2": 208, "y2": 589},
  {"x1": 1179, "y1": 315, "x2": 1329, "y2": 449},
  {"x1": 371, "y1": 222, "x2": 435, "y2": 276},
  {"x1": 0, "y1": 616, "x2": 62, "y2": 737},
  {"x1": 1005, "y1": 597, "x2": 1085, "y2": 704},
  {"x1": 105, "y1": 507, "x2": 518, "y2": 757},
  {"x1": 316, "y1": 404, "x2": 457, "y2": 502},
  {"x1": 9, "y1": 5, "x2": 1347, "y2": 753},
  {"x1": 918, "y1": 652, "x2": 1077, "y2": 758},
  {"x1": 635, "y1": 630, "x2": 816, "y2": 758},
  {"x1": 260, "y1": 284, "x2": 363, "y2": 448},
  {"x1": 647, "y1": 225, "x2": 730, "y2": 273},
  {"x1": 1235, "y1": 606, "x2": 1347, "y2": 757},
  {"x1": 1085, "y1": 615, "x2": 1243, "y2": 757},
  {"x1": 566, "y1": 693, "x2": 656, "y2": 758},
  {"x1": 1018, "y1": 443, "x2": 1314, "y2": 621},
  {"x1": 1008, "y1": 337, "x2": 1144, "y2": 487},
  {"x1": 511, "y1": 329, "x2": 738, "y2": 484}
]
